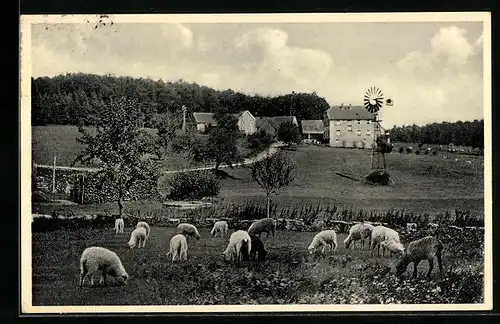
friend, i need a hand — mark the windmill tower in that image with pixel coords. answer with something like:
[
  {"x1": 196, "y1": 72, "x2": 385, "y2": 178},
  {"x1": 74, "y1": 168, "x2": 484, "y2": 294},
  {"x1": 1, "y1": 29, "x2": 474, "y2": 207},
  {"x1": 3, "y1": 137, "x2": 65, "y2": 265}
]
[{"x1": 363, "y1": 86, "x2": 390, "y2": 170}]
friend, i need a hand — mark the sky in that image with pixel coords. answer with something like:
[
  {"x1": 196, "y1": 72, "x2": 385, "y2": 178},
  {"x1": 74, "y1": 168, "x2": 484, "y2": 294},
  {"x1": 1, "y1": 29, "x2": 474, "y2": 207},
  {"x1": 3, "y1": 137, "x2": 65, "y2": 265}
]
[{"x1": 30, "y1": 19, "x2": 485, "y2": 128}]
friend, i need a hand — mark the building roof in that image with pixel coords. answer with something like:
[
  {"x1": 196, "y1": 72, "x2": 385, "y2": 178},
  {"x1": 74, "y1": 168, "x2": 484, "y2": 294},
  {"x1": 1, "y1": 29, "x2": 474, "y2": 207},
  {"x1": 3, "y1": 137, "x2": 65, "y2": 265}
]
[
  {"x1": 325, "y1": 105, "x2": 375, "y2": 120},
  {"x1": 256, "y1": 116, "x2": 298, "y2": 131},
  {"x1": 301, "y1": 120, "x2": 324, "y2": 134},
  {"x1": 193, "y1": 112, "x2": 217, "y2": 125}
]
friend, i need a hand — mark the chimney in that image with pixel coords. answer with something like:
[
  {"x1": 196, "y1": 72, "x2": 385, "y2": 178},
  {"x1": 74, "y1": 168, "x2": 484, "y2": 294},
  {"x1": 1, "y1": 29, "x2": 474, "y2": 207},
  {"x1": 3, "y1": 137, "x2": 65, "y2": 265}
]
[{"x1": 340, "y1": 103, "x2": 344, "y2": 110}]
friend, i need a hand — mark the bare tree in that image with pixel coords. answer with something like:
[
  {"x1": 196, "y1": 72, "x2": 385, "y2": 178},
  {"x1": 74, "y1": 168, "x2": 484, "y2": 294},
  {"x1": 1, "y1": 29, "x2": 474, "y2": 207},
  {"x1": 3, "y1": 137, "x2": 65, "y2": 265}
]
[{"x1": 249, "y1": 151, "x2": 297, "y2": 217}]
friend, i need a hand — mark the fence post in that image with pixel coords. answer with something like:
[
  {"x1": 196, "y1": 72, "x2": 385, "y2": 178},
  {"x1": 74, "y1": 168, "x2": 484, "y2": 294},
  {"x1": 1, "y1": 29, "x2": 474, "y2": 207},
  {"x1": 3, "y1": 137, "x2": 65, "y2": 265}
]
[
  {"x1": 81, "y1": 173, "x2": 85, "y2": 204},
  {"x1": 52, "y1": 155, "x2": 57, "y2": 193}
]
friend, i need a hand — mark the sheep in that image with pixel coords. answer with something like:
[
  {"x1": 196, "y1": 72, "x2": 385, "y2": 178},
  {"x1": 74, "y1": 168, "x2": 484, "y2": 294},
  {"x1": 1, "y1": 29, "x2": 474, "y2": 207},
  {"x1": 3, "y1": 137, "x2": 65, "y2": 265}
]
[
  {"x1": 248, "y1": 218, "x2": 276, "y2": 238},
  {"x1": 128, "y1": 227, "x2": 148, "y2": 249},
  {"x1": 308, "y1": 230, "x2": 338, "y2": 255},
  {"x1": 380, "y1": 239, "x2": 405, "y2": 257},
  {"x1": 344, "y1": 223, "x2": 375, "y2": 250},
  {"x1": 166, "y1": 234, "x2": 188, "y2": 262},
  {"x1": 395, "y1": 236, "x2": 444, "y2": 278},
  {"x1": 222, "y1": 230, "x2": 252, "y2": 262},
  {"x1": 79, "y1": 246, "x2": 129, "y2": 287},
  {"x1": 210, "y1": 220, "x2": 229, "y2": 238},
  {"x1": 242, "y1": 234, "x2": 268, "y2": 261},
  {"x1": 177, "y1": 223, "x2": 201, "y2": 240},
  {"x1": 136, "y1": 221, "x2": 151, "y2": 239},
  {"x1": 370, "y1": 225, "x2": 401, "y2": 257},
  {"x1": 113, "y1": 218, "x2": 124, "y2": 234}
]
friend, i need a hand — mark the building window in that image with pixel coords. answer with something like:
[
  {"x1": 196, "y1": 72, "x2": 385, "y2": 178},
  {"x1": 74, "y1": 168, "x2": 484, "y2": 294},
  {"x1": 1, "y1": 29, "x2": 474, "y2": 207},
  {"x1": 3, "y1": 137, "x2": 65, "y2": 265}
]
[
  {"x1": 335, "y1": 138, "x2": 339, "y2": 143},
  {"x1": 366, "y1": 130, "x2": 371, "y2": 136},
  {"x1": 347, "y1": 125, "x2": 352, "y2": 132},
  {"x1": 367, "y1": 121, "x2": 371, "y2": 125},
  {"x1": 357, "y1": 120, "x2": 361, "y2": 124},
  {"x1": 356, "y1": 129, "x2": 361, "y2": 136},
  {"x1": 336, "y1": 130, "x2": 341, "y2": 136}
]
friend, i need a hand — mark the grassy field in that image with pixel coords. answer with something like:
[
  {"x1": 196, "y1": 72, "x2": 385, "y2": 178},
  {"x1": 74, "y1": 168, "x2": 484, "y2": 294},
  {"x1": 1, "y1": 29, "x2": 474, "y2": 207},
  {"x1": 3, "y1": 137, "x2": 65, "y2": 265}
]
[
  {"x1": 32, "y1": 125, "x2": 251, "y2": 170},
  {"x1": 31, "y1": 226, "x2": 484, "y2": 305},
  {"x1": 32, "y1": 143, "x2": 484, "y2": 217}
]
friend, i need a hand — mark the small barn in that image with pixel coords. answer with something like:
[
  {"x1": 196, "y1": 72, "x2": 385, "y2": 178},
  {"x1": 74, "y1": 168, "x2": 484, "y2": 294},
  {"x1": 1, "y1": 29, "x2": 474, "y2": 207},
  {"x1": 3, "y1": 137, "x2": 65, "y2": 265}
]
[
  {"x1": 255, "y1": 116, "x2": 299, "y2": 138},
  {"x1": 301, "y1": 120, "x2": 324, "y2": 141},
  {"x1": 193, "y1": 112, "x2": 217, "y2": 133}
]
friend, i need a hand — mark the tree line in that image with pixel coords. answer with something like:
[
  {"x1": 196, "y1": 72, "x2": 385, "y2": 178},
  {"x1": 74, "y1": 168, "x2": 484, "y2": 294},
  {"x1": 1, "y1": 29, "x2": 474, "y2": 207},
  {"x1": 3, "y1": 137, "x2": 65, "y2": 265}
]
[
  {"x1": 390, "y1": 120, "x2": 484, "y2": 149},
  {"x1": 31, "y1": 73, "x2": 330, "y2": 127}
]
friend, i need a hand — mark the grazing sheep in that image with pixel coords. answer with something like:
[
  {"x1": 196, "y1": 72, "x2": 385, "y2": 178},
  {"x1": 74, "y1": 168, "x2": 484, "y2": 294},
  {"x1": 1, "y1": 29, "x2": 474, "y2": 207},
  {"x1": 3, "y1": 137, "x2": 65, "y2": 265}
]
[
  {"x1": 396, "y1": 236, "x2": 444, "y2": 278},
  {"x1": 242, "y1": 234, "x2": 268, "y2": 261},
  {"x1": 136, "y1": 221, "x2": 151, "y2": 239},
  {"x1": 248, "y1": 218, "x2": 276, "y2": 238},
  {"x1": 370, "y1": 225, "x2": 401, "y2": 257},
  {"x1": 210, "y1": 220, "x2": 229, "y2": 238},
  {"x1": 79, "y1": 246, "x2": 128, "y2": 287},
  {"x1": 344, "y1": 223, "x2": 375, "y2": 250},
  {"x1": 308, "y1": 230, "x2": 338, "y2": 255},
  {"x1": 166, "y1": 234, "x2": 188, "y2": 262},
  {"x1": 113, "y1": 218, "x2": 124, "y2": 234},
  {"x1": 177, "y1": 223, "x2": 201, "y2": 240},
  {"x1": 222, "y1": 230, "x2": 252, "y2": 262},
  {"x1": 128, "y1": 227, "x2": 148, "y2": 249},
  {"x1": 380, "y1": 239, "x2": 405, "y2": 257}
]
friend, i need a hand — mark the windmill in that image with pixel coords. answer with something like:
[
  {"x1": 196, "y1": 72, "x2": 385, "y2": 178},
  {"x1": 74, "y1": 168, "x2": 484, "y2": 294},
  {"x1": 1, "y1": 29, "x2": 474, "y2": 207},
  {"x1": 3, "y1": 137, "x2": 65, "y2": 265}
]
[{"x1": 363, "y1": 86, "x2": 390, "y2": 170}]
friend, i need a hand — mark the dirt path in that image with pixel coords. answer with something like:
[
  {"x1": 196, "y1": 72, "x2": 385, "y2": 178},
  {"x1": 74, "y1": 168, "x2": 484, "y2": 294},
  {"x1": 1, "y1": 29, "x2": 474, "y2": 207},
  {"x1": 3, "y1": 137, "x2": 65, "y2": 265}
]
[{"x1": 34, "y1": 142, "x2": 282, "y2": 174}]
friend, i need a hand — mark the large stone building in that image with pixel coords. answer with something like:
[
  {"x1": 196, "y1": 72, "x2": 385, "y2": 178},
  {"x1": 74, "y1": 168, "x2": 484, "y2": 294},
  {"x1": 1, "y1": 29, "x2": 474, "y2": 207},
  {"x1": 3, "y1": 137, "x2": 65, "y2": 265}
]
[{"x1": 323, "y1": 104, "x2": 380, "y2": 149}]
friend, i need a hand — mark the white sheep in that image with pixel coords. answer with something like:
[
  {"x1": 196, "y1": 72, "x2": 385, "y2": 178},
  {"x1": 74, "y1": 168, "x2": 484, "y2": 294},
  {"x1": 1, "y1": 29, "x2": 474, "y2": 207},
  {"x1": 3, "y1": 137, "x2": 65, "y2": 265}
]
[
  {"x1": 79, "y1": 246, "x2": 129, "y2": 287},
  {"x1": 222, "y1": 230, "x2": 252, "y2": 262},
  {"x1": 344, "y1": 223, "x2": 374, "y2": 250},
  {"x1": 396, "y1": 236, "x2": 444, "y2": 278},
  {"x1": 166, "y1": 234, "x2": 188, "y2": 262},
  {"x1": 308, "y1": 230, "x2": 338, "y2": 255},
  {"x1": 128, "y1": 227, "x2": 148, "y2": 249},
  {"x1": 113, "y1": 218, "x2": 124, "y2": 234},
  {"x1": 370, "y1": 225, "x2": 401, "y2": 257},
  {"x1": 177, "y1": 223, "x2": 201, "y2": 240},
  {"x1": 210, "y1": 220, "x2": 228, "y2": 238},
  {"x1": 248, "y1": 218, "x2": 276, "y2": 238},
  {"x1": 380, "y1": 239, "x2": 405, "y2": 257},
  {"x1": 136, "y1": 221, "x2": 151, "y2": 239}
]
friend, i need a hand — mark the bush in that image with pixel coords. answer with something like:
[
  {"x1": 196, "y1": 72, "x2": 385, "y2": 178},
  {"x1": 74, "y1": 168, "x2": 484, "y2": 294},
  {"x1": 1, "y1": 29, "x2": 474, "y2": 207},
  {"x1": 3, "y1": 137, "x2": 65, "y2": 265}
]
[
  {"x1": 247, "y1": 130, "x2": 273, "y2": 155},
  {"x1": 432, "y1": 151, "x2": 437, "y2": 156},
  {"x1": 399, "y1": 147, "x2": 404, "y2": 154},
  {"x1": 406, "y1": 147, "x2": 413, "y2": 153},
  {"x1": 415, "y1": 149, "x2": 420, "y2": 155},
  {"x1": 165, "y1": 171, "x2": 220, "y2": 201},
  {"x1": 365, "y1": 170, "x2": 393, "y2": 186}
]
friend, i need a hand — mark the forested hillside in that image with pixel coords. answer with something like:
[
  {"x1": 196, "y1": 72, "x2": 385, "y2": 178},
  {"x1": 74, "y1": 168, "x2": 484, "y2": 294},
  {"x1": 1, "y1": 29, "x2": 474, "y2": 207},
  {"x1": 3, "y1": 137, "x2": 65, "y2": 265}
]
[{"x1": 31, "y1": 73, "x2": 330, "y2": 127}]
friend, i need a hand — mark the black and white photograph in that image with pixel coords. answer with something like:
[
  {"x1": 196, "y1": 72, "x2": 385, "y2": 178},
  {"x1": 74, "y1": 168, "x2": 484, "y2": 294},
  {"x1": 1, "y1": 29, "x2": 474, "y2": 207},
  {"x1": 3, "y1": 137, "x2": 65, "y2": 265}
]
[{"x1": 20, "y1": 12, "x2": 492, "y2": 313}]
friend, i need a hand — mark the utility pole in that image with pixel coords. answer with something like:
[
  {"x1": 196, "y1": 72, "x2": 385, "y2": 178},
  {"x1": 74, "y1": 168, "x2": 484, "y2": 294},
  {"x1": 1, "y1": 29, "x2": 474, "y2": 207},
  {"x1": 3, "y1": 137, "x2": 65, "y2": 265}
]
[
  {"x1": 182, "y1": 105, "x2": 187, "y2": 134},
  {"x1": 52, "y1": 155, "x2": 57, "y2": 193},
  {"x1": 290, "y1": 91, "x2": 295, "y2": 124}
]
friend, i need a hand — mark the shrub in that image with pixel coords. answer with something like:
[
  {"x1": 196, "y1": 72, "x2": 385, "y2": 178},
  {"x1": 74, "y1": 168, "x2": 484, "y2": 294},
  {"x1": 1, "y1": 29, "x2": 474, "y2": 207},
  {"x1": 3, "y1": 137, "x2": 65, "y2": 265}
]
[
  {"x1": 365, "y1": 170, "x2": 393, "y2": 186},
  {"x1": 399, "y1": 147, "x2": 404, "y2": 154},
  {"x1": 247, "y1": 130, "x2": 273, "y2": 155},
  {"x1": 432, "y1": 151, "x2": 437, "y2": 156},
  {"x1": 424, "y1": 149, "x2": 429, "y2": 155},
  {"x1": 406, "y1": 147, "x2": 413, "y2": 153},
  {"x1": 415, "y1": 149, "x2": 420, "y2": 155},
  {"x1": 165, "y1": 171, "x2": 220, "y2": 201}
]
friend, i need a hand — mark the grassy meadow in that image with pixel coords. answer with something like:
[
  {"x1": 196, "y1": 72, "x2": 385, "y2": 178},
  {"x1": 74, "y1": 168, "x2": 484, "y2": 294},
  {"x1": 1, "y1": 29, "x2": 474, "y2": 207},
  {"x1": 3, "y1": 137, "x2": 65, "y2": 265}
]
[
  {"x1": 32, "y1": 226, "x2": 484, "y2": 305},
  {"x1": 32, "y1": 125, "x2": 484, "y2": 216}
]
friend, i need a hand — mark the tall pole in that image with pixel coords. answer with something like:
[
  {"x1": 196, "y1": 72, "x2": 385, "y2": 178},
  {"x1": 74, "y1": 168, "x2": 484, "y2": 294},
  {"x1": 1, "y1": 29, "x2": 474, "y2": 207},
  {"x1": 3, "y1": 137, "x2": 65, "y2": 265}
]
[
  {"x1": 182, "y1": 105, "x2": 187, "y2": 134},
  {"x1": 52, "y1": 155, "x2": 57, "y2": 193},
  {"x1": 290, "y1": 91, "x2": 294, "y2": 123}
]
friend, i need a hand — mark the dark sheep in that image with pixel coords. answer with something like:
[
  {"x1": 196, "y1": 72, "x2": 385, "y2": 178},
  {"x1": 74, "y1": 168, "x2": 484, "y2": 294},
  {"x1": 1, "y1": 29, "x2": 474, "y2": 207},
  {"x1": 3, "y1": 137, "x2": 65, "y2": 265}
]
[{"x1": 396, "y1": 236, "x2": 444, "y2": 278}]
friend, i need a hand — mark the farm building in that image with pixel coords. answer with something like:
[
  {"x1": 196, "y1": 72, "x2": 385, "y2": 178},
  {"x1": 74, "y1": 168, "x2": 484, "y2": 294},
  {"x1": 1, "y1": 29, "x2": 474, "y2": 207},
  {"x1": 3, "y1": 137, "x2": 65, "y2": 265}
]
[
  {"x1": 255, "y1": 116, "x2": 299, "y2": 137},
  {"x1": 193, "y1": 112, "x2": 217, "y2": 133},
  {"x1": 323, "y1": 104, "x2": 381, "y2": 149},
  {"x1": 301, "y1": 120, "x2": 324, "y2": 141},
  {"x1": 192, "y1": 110, "x2": 257, "y2": 135}
]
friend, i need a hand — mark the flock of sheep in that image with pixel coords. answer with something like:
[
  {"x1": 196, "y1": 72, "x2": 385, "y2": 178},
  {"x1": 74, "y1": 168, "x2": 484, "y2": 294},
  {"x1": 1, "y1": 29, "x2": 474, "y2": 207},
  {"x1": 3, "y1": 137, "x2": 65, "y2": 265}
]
[{"x1": 78, "y1": 217, "x2": 445, "y2": 288}]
